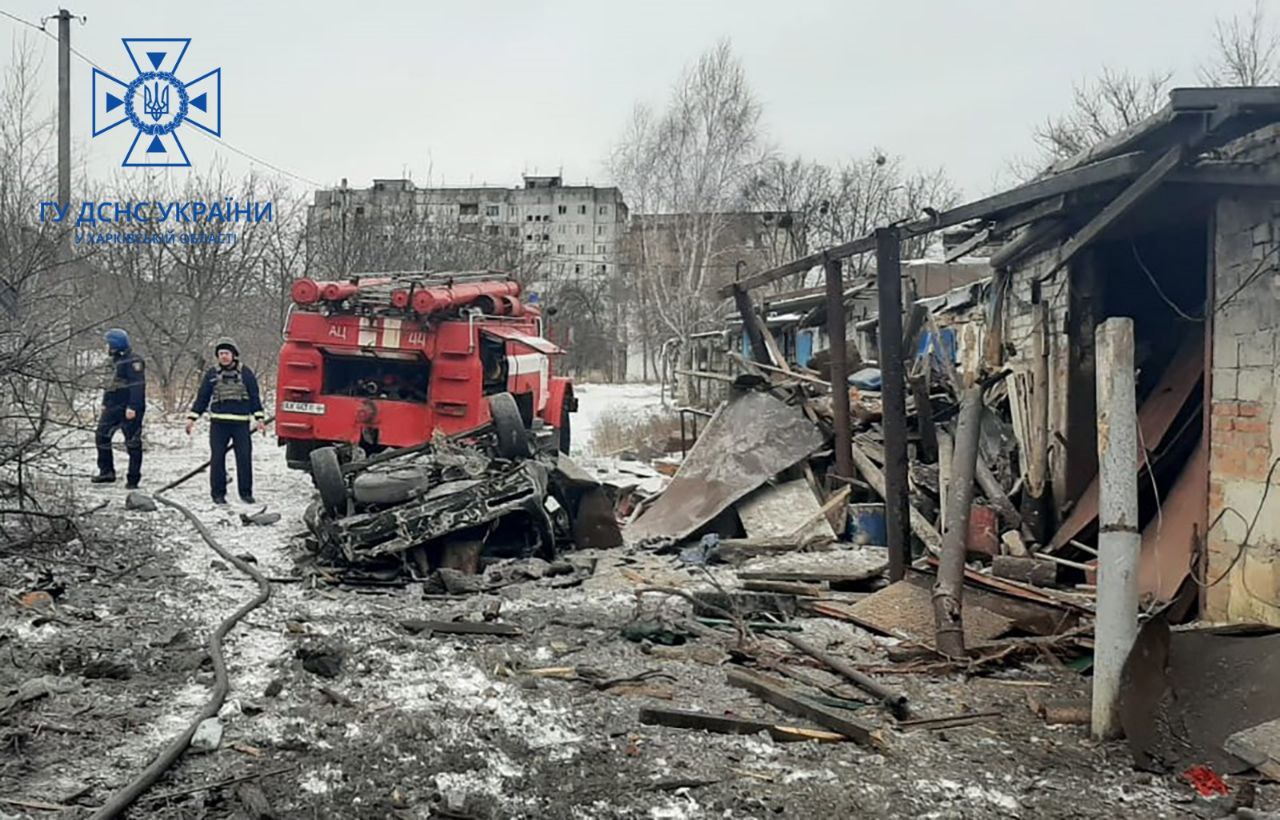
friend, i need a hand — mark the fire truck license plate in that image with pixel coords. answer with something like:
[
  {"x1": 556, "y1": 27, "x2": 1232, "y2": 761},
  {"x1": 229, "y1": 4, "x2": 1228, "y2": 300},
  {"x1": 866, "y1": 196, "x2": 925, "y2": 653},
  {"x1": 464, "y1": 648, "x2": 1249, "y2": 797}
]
[{"x1": 282, "y1": 401, "x2": 326, "y2": 415}]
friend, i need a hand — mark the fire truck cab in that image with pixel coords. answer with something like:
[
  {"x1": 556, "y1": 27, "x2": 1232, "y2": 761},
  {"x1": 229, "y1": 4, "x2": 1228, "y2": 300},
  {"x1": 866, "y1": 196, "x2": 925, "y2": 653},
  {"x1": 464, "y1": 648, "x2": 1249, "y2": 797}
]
[{"x1": 275, "y1": 272, "x2": 574, "y2": 470}]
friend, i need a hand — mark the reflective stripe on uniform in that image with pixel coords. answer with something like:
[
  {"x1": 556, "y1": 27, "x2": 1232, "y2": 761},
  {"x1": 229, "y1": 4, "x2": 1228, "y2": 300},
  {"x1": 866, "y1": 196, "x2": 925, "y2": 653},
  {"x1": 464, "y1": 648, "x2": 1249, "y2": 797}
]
[{"x1": 209, "y1": 412, "x2": 253, "y2": 422}]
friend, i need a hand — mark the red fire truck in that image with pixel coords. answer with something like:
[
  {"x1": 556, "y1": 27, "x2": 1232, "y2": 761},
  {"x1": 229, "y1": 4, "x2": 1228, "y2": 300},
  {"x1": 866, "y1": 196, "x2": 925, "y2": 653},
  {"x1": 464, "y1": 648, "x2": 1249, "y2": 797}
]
[{"x1": 275, "y1": 271, "x2": 575, "y2": 470}]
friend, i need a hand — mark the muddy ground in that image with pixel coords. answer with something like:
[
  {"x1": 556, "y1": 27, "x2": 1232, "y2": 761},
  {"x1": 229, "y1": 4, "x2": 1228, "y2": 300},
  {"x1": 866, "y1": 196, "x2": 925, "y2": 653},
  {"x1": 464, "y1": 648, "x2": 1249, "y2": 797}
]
[{"x1": 1, "y1": 388, "x2": 1271, "y2": 818}]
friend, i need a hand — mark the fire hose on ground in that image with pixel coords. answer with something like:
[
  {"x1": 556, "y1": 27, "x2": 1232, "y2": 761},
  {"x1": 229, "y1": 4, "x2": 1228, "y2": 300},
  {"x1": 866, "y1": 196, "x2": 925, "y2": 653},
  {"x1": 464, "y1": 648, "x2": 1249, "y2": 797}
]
[{"x1": 89, "y1": 486, "x2": 273, "y2": 817}]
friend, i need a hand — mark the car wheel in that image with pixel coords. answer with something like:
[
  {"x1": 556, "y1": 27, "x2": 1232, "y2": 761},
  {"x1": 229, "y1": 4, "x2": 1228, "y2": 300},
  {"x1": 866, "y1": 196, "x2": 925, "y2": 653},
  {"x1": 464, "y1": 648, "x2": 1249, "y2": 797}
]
[
  {"x1": 488, "y1": 392, "x2": 531, "y2": 459},
  {"x1": 309, "y1": 446, "x2": 348, "y2": 516}
]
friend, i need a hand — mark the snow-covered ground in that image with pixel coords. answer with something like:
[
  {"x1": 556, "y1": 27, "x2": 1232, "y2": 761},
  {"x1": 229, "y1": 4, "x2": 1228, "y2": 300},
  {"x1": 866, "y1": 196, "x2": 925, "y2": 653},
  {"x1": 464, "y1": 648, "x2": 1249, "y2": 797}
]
[{"x1": 569, "y1": 381, "x2": 667, "y2": 456}]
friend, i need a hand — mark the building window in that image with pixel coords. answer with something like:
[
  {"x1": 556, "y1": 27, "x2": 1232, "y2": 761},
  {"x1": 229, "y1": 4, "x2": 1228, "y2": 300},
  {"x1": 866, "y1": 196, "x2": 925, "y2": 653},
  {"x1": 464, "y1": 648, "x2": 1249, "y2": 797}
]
[
  {"x1": 509, "y1": 207, "x2": 518, "y2": 217},
  {"x1": 599, "y1": 205, "x2": 609, "y2": 215},
  {"x1": 484, "y1": 204, "x2": 499, "y2": 217},
  {"x1": 556, "y1": 244, "x2": 565, "y2": 253},
  {"x1": 576, "y1": 224, "x2": 584, "y2": 234},
  {"x1": 596, "y1": 244, "x2": 605, "y2": 254},
  {"x1": 508, "y1": 227, "x2": 519, "y2": 237},
  {"x1": 558, "y1": 205, "x2": 567, "y2": 214},
  {"x1": 576, "y1": 244, "x2": 585, "y2": 254},
  {"x1": 596, "y1": 225, "x2": 605, "y2": 235},
  {"x1": 558, "y1": 224, "x2": 565, "y2": 234},
  {"x1": 355, "y1": 206, "x2": 365, "y2": 216},
  {"x1": 578, "y1": 205, "x2": 587, "y2": 215},
  {"x1": 485, "y1": 224, "x2": 498, "y2": 235},
  {"x1": 599, "y1": 264, "x2": 608, "y2": 274},
  {"x1": 460, "y1": 203, "x2": 479, "y2": 215},
  {"x1": 542, "y1": 233, "x2": 550, "y2": 241},
  {"x1": 526, "y1": 234, "x2": 534, "y2": 241},
  {"x1": 574, "y1": 264, "x2": 582, "y2": 274},
  {"x1": 527, "y1": 214, "x2": 533, "y2": 221}
]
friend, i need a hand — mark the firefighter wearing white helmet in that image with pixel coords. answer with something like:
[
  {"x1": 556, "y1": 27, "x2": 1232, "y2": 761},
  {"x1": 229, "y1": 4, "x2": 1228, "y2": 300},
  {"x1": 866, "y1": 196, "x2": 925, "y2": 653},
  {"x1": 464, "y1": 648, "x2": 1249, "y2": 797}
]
[{"x1": 186, "y1": 337, "x2": 266, "y2": 505}]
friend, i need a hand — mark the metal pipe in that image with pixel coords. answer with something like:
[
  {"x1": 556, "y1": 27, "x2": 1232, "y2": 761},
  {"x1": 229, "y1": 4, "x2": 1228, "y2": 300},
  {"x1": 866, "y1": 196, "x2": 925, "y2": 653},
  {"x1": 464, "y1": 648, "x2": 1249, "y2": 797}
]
[
  {"x1": 875, "y1": 229, "x2": 910, "y2": 582},
  {"x1": 1092, "y1": 317, "x2": 1140, "y2": 740}
]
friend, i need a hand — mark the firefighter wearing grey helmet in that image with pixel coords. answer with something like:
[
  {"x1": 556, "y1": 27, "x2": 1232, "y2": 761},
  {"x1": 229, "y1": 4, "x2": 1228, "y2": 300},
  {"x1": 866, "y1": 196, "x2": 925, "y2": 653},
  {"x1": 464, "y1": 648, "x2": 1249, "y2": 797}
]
[{"x1": 186, "y1": 337, "x2": 266, "y2": 505}]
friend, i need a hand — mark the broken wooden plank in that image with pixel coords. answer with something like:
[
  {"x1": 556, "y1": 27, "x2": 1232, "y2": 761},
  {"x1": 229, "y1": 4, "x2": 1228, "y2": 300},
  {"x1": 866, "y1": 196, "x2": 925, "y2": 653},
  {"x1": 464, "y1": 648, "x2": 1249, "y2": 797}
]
[
  {"x1": 780, "y1": 633, "x2": 910, "y2": 718},
  {"x1": 1030, "y1": 697, "x2": 1092, "y2": 726},
  {"x1": 691, "y1": 591, "x2": 798, "y2": 620},
  {"x1": 896, "y1": 710, "x2": 1002, "y2": 731},
  {"x1": 638, "y1": 706, "x2": 845, "y2": 744},
  {"x1": 400, "y1": 620, "x2": 522, "y2": 637},
  {"x1": 849, "y1": 442, "x2": 943, "y2": 554},
  {"x1": 736, "y1": 567, "x2": 885, "y2": 585},
  {"x1": 725, "y1": 668, "x2": 884, "y2": 749},
  {"x1": 992, "y1": 556, "x2": 1057, "y2": 587},
  {"x1": 742, "y1": 579, "x2": 827, "y2": 597}
]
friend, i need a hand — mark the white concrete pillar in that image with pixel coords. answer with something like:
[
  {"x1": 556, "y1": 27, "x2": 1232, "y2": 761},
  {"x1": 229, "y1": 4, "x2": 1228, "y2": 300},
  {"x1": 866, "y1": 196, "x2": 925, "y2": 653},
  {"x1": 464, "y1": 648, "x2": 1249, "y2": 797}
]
[{"x1": 1092, "y1": 317, "x2": 1141, "y2": 740}]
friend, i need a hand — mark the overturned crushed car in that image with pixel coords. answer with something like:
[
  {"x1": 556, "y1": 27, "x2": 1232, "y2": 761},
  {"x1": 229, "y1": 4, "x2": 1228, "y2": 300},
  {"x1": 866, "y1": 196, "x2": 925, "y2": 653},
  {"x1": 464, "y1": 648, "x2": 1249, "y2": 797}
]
[{"x1": 301, "y1": 394, "x2": 621, "y2": 576}]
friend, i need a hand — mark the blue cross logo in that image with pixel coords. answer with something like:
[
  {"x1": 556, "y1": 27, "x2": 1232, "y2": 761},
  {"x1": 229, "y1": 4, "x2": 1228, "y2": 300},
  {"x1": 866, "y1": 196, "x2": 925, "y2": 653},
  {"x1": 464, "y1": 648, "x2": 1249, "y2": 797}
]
[{"x1": 91, "y1": 38, "x2": 221, "y2": 168}]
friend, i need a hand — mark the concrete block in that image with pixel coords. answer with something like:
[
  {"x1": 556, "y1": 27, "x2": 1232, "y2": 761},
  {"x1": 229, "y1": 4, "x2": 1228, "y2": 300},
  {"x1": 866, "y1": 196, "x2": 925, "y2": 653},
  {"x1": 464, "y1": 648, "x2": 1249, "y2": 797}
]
[
  {"x1": 1213, "y1": 333, "x2": 1239, "y2": 369},
  {"x1": 1236, "y1": 366, "x2": 1275, "y2": 404},
  {"x1": 1213, "y1": 369, "x2": 1239, "y2": 401},
  {"x1": 1239, "y1": 332, "x2": 1277, "y2": 368}
]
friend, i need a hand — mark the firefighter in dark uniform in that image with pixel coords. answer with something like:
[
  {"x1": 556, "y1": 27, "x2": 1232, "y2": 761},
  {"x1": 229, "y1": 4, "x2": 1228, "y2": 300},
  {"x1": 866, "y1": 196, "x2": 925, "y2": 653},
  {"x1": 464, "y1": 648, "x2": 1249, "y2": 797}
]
[
  {"x1": 185, "y1": 337, "x2": 266, "y2": 504},
  {"x1": 94, "y1": 328, "x2": 146, "y2": 488}
]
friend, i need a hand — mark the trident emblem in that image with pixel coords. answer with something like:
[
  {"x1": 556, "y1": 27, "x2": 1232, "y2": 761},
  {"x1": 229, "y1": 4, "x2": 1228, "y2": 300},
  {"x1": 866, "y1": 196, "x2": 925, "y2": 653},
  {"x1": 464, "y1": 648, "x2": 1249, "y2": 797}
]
[{"x1": 142, "y1": 82, "x2": 170, "y2": 121}]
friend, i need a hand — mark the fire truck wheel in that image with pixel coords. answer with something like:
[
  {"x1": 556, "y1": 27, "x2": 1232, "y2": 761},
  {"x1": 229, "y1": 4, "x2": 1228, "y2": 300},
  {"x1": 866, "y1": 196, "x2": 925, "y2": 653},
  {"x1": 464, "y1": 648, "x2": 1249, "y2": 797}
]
[
  {"x1": 309, "y1": 446, "x2": 349, "y2": 515},
  {"x1": 488, "y1": 392, "x2": 531, "y2": 459}
]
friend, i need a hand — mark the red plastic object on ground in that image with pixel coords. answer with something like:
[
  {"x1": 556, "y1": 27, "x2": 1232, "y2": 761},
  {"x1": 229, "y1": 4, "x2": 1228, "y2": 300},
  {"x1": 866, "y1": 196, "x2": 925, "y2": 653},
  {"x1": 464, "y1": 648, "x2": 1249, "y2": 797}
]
[
  {"x1": 276, "y1": 272, "x2": 574, "y2": 469},
  {"x1": 1182, "y1": 765, "x2": 1230, "y2": 797}
]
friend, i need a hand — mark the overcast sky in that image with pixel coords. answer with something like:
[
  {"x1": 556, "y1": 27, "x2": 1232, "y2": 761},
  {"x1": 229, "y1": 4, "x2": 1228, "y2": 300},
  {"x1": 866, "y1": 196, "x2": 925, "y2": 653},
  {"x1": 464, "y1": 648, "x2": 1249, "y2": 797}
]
[{"x1": 0, "y1": 0, "x2": 1263, "y2": 202}]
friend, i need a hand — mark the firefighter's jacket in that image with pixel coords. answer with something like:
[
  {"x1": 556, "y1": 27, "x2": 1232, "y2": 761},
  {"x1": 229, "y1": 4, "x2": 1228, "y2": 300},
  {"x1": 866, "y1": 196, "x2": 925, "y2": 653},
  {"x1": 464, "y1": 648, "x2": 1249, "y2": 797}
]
[
  {"x1": 103, "y1": 349, "x2": 146, "y2": 412},
  {"x1": 189, "y1": 363, "x2": 265, "y2": 423}
]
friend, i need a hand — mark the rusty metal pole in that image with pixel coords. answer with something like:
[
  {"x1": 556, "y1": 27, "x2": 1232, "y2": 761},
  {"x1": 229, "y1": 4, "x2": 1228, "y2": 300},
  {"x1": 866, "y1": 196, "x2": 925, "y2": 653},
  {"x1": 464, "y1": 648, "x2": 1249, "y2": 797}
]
[
  {"x1": 824, "y1": 257, "x2": 853, "y2": 483},
  {"x1": 876, "y1": 228, "x2": 909, "y2": 582},
  {"x1": 1092, "y1": 317, "x2": 1140, "y2": 740}
]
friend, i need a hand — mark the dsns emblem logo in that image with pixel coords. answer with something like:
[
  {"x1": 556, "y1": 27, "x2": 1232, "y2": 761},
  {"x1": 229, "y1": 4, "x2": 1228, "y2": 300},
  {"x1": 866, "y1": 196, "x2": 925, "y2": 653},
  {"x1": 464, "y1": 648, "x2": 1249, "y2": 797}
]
[{"x1": 91, "y1": 39, "x2": 221, "y2": 168}]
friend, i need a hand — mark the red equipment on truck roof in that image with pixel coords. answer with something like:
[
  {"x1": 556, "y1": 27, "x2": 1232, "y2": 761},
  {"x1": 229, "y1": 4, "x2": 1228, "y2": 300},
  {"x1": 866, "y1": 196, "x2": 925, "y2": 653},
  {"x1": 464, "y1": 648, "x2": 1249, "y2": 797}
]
[{"x1": 276, "y1": 270, "x2": 574, "y2": 469}]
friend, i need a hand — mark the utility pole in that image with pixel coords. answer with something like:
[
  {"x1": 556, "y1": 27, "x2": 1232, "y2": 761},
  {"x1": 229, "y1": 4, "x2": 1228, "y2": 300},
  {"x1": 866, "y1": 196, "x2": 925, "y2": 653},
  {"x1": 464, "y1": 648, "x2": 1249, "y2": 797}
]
[{"x1": 56, "y1": 8, "x2": 73, "y2": 209}]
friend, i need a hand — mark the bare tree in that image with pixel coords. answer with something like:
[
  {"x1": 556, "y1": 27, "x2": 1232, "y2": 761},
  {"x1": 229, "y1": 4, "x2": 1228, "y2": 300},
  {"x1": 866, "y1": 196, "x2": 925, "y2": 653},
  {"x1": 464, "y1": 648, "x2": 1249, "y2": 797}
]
[
  {"x1": 1201, "y1": 0, "x2": 1280, "y2": 86},
  {"x1": 610, "y1": 40, "x2": 768, "y2": 398},
  {"x1": 744, "y1": 151, "x2": 959, "y2": 287},
  {"x1": 1032, "y1": 68, "x2": 1172, "y2": 164}
]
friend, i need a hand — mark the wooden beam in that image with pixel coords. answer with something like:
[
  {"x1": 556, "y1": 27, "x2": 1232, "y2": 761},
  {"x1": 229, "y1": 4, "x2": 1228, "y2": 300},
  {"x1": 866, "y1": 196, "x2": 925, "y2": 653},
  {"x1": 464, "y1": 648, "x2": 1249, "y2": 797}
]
[
  {"x1": 720, "y1": 152, "x2": 1149, "y2": 298},
  {"x1": 725, "y1": 668, "x2": 884, "y2": 748},
  {"x1": 1041, "y1": 144, "x2": 1186, "y2": 280}
]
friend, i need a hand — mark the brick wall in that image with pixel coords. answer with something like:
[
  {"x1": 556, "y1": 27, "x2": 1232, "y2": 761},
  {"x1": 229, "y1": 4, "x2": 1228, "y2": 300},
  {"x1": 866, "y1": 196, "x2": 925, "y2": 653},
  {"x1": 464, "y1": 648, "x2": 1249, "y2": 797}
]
[{"x1": 1206, "y1": 196, "x2": 1280, "y2": 624}]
